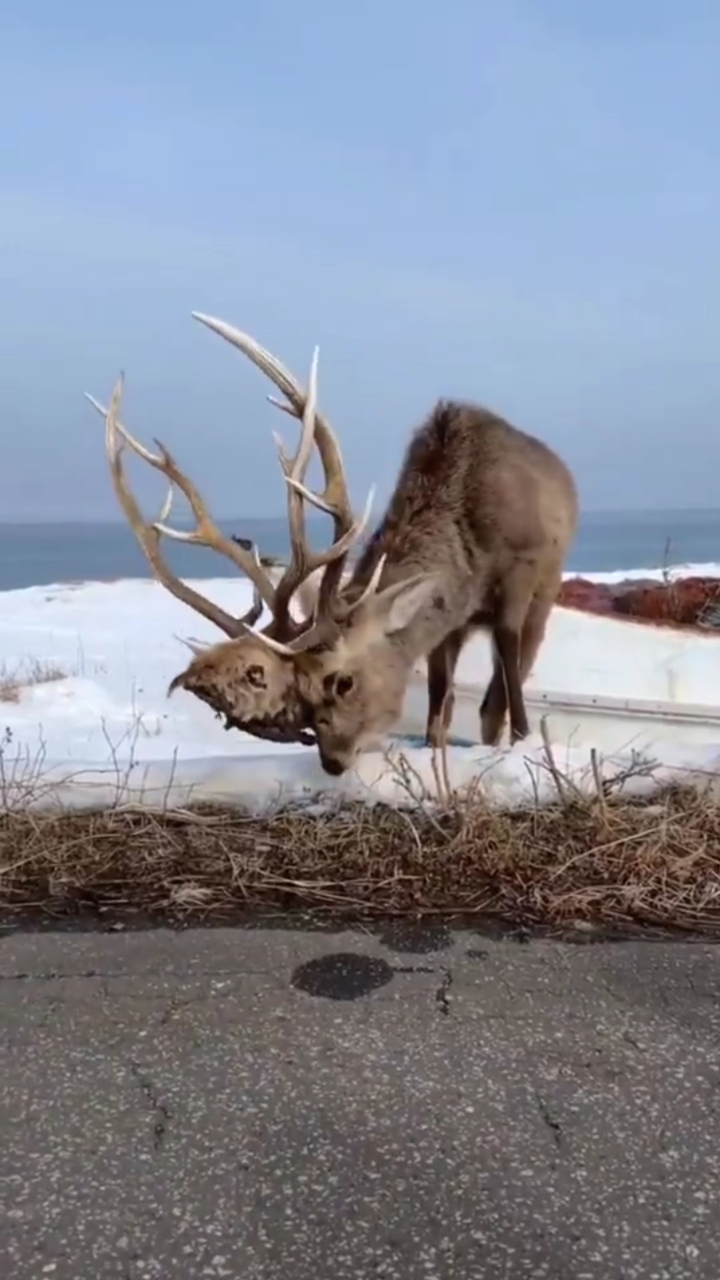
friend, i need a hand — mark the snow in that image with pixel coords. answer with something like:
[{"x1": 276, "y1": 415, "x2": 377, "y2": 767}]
[
  {"x1": 564, "y1": 562, "x2": 720, "y2": 585},
  {"x1": 1, "y1": 567, "x2": 720, "y2": 813}
]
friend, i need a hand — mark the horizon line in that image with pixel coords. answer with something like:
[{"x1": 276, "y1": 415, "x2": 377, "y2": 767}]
[{"x1": 0, "y1": 505, "x2": 719, "y2": 526}]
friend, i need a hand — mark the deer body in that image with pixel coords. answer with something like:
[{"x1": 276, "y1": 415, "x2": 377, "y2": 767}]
[
  {"x1": 88, "y1": 314, "x2": 578, "y2": 777},
  {"x1": 291, "y1": 400, "x2": 578, "y2": 772}
]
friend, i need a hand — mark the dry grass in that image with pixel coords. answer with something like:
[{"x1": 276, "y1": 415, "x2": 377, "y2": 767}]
[
  {"x1": 0, "y1": 660, "x2": 68, "y2": 704},
  {"x1": 1, "y1": 781, "x2": 719, "y2": 932}
]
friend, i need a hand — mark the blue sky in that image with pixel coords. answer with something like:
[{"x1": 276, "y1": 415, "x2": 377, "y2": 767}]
[{"x1": 2, "y1": 0, "x2": 720, "y2": 519}]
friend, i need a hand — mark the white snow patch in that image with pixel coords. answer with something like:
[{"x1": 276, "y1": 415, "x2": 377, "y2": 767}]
[{"x1": 564, "y1": 561, "x2": 720, "y2": 585}]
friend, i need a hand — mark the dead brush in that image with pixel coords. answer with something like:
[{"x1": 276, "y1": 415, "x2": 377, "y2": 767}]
[
  {"x1": 0, "y1": 659, "x2": 68, "y2": 703},
  {"x1": 1, "y1": 738, "x2": 719, "y2": 931}
]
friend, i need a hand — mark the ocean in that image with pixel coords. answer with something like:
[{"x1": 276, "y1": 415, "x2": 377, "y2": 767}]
[{"x1": 1, "y1": 509, "x2": 719, "y2": 593}]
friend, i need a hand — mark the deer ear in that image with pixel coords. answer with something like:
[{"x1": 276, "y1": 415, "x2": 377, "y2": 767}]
[{"x1": 370, "y1": 574, "x2": 443, "y2": 637}]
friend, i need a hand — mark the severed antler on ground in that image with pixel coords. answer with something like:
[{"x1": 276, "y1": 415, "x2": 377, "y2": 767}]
[{"x1": 86, "y1": 316, "x2": 384, "y2": 661}]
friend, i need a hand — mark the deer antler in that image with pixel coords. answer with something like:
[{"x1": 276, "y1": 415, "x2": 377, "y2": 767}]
[
  {"x1": 85, "y1": 377, "x2": 286, "y2": 645},
  {"x1": 88, "y1": 318, "x2": 382, "y2": 662},
  {"x1": 192, "y1": 315, "x2": 380, "y2": 648}
]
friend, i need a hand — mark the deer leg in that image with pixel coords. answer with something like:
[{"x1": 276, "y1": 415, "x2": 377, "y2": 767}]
[
  {"x1": 480, "y1": 627, "x2": 525, "y2": 746},
  {"x1": 480, "y1": 570, "x2": 531, "y2": 746},
  {"x1": 425, "y1": 627, "x2": 470, "y2": 748},
  {"x1": 517, "y1": 589, "x2": 555, "y2": 682},
  {"x1": 497, "y1": 624, "x2": 529, "y2": 743},
  {"x1": 480, "y1": 583, "x2": 558, "y2": 746},
  {"x1": 478, "y1": 655, "x2": 504, "y2": 747}
]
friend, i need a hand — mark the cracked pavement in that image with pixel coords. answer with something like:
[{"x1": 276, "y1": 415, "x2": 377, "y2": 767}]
[{"x1": 1, "y1": 925, "x2": 720, "y2": 1278}]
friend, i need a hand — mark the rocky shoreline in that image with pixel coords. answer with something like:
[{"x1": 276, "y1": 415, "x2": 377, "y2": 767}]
[{"x1": 558, "y1": 575, "x2": 720, "y2": 631}]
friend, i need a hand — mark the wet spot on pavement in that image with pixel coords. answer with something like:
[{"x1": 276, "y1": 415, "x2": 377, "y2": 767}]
[
  {"x1": 291, "y1": 952, "x2": 395, "y2": 1000},
  {"x1": 377, "y1": 921, "x2": 453, "y2": 955}
]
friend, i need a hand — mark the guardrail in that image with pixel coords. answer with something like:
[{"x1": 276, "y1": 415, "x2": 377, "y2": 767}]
[{"x1": 398, "y1": 674, "x2": 720, "y2": 751}]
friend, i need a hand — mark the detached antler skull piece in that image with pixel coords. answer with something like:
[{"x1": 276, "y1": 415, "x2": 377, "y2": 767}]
[{"x1": 86, "y1": 315, "x2": 383, "y2": 744}]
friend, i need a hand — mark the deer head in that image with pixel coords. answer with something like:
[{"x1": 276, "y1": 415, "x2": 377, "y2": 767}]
[
  {"x1": 86, "y1": 315, "x2": 396, "y2": 751},
  {"x1": 291, "y1": 573, "x2": 444, "y2": 773}
]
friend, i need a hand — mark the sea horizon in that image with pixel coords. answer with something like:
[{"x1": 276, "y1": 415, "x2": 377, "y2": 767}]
[{"x1": 1, "y1": 508, "x2": 719, "y2": 593}]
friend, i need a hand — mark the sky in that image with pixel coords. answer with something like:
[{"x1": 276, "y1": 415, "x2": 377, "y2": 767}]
[{"x1": 2, "y1": 0, "x2": 720, "y2": 521}]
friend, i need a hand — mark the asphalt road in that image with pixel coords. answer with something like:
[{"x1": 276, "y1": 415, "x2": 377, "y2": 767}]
[{"x1": 1, "y1": 921, "x2": 719, "y2": 1279}]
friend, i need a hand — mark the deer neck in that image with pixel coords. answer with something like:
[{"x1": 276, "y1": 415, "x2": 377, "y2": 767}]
[{"x1": 398, "y1": 580, "x2": 467, "y2": 665}]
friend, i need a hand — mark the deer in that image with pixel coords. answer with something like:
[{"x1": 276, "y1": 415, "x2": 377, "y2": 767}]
[{"x1": 87, "y1": 312, "x2": 579, "y2": 776}]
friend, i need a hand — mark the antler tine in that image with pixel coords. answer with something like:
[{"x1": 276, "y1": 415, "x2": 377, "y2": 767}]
[
  {"x1": 129, "y1": 443, "x2": 277, "y2": 614},
  {"x1": 192, "y1": 313, "x2": 375, "y2": 629},
  {"x1": 275, "y1": 344, "x2": 320, "y2": 581},
  {"x1": 85, "y1": 380, "x2": 273, "y2": 639},
  {"x1": 275, "y1": 550, "x2": 390, "y2": 654},
  {"x1": 266, "y1": 344, "x2": 377, "y2": 628},
  {"x1": 192, "y1": 312, "x2": 353, "y2": 522}
]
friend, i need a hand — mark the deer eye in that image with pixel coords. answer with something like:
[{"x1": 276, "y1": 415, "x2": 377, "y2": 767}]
[
  {"x1": 246, "y1": 664, "x2": 267, "y2": 689},
  {"x1": 336, "y1": 674, "x2": 354, "y2": 698}
]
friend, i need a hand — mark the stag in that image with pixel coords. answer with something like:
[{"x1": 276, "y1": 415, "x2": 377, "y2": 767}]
[{"x1": 87, "y1": 314, "x2": 578, "y2": 774}]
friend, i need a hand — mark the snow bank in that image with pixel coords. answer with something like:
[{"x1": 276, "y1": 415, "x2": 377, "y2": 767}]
[{"x1": 0, "y1": 567, "x2": 719, "y2": 813}]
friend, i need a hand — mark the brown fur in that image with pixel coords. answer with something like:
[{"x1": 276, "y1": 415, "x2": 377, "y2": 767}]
[{"x1": 170, "y1": 400, "x2": 578, "y2": 773}]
